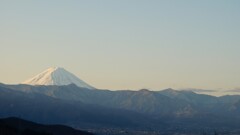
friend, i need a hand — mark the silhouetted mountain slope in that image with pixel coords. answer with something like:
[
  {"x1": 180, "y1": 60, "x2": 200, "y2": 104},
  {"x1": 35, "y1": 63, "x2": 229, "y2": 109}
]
[{"x1": 0, "y1": 117, "x2": 93, "y2": 135}]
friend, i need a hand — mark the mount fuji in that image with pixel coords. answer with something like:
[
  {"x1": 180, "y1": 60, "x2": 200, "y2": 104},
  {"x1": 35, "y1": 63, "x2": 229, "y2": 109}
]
[{"x1": 22, "y1": 67, "x2": 95, "y2": 89}]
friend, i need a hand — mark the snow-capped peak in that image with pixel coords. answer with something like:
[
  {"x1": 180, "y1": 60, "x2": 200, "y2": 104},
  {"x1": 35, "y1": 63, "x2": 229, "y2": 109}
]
[{"x1": 22, "y1": 67, "x2": 95, "y2": 89}]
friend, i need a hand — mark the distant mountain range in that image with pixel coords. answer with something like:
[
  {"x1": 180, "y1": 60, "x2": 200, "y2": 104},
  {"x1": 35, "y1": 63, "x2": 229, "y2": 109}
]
[
  {"x1": 1, "y1": 83, "x2": 240, "y2": 134},
  {"x1": 1, "y1": 67, "x2": 240, "y2": 134}
]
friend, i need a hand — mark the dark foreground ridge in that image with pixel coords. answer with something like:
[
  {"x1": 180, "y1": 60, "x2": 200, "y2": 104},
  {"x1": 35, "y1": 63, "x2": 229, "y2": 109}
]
[{"x1": 0, "y1": 117, "x2": 93, "y2": 135}]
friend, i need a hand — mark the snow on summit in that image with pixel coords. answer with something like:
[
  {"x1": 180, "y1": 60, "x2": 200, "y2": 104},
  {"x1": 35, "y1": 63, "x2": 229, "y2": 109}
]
[{"x1": 22, "y1": 67, "x2": 95, "y2": 89}]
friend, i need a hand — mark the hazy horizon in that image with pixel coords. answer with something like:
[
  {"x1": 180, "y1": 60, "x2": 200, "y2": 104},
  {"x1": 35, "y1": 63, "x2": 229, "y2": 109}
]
[{"x1": 1, "y1": 0, "x2": 240, "y2": 90}]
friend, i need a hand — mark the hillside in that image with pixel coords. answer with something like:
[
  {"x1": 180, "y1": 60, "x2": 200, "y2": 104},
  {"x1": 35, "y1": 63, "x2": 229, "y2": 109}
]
[{"x1": 0, "y1": 117, "x2": 93, "y2": 135}]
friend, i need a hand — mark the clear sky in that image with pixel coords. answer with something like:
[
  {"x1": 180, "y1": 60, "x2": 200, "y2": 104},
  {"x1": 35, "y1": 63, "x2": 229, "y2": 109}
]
[{"x1": 1, "y1": 0, "x2": 240, "y2": 90}]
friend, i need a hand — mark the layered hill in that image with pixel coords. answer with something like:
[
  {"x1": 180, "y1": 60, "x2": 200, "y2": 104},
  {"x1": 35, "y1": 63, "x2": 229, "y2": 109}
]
[
  {"x1": 2, "y1": 83, "x2": 240, "y2": 131},
  {"x1": 1, "y1": 67, "x2": 240, "y2": 134}
]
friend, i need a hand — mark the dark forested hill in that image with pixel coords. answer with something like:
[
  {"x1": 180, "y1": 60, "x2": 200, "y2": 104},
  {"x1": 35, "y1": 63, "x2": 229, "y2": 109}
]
[{"x1": 0, "y1": 117, "x2": 93, "y2": 135}]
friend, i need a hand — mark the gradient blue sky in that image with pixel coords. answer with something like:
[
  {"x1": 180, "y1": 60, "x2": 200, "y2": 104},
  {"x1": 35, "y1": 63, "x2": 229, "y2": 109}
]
[{"x1": 1, "y1": 0, "x2": 240, "y2": 90}]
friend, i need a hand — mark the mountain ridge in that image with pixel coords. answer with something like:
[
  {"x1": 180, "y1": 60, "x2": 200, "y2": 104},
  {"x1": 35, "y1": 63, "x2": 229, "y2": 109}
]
[{"x1": 1, "y1": 83, "x2": 240, "y2": 134}]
